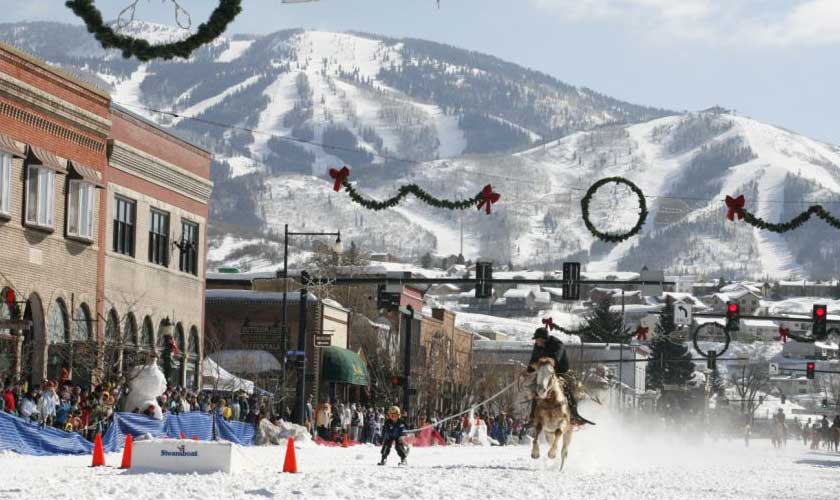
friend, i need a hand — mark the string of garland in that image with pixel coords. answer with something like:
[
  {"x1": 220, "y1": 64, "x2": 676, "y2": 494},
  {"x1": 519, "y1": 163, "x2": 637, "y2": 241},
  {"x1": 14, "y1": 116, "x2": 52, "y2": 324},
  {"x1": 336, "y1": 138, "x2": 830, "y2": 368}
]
[
  {"x1": 330, "y1": 167, "x2": 500, "y2": 214},
  {"x1": 65, "y1": 0, "x2": 242, "y2": 61},
  {"x1": 726, "y1": 194, "x2": 840, "y2": 233},
  {"x1": 581, "y1": 177, "x2": 648, "y2": 243}
]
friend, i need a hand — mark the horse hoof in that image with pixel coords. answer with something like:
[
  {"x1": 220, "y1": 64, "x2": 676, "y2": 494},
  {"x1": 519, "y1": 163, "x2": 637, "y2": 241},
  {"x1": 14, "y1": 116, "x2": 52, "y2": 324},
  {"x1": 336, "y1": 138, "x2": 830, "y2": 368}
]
[
  {"x1": 531, "y1": 451, "x2": 540, "y2": 459},
  {"x1": 548, "y1": 451, "x2": 557, "y2": 459}
]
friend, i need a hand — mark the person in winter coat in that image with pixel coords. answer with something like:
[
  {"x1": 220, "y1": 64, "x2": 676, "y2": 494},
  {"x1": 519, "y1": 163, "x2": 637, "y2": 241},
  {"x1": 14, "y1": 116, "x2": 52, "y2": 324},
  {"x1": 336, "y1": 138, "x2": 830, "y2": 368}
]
[
  {"x1": 316, "y1": 402, "x2": 332, "y2": 440},
  {"x1": 342, "y1": 403, "x2": 352, "y2": 434},
  {"x1": 2, "y1": 384, "x2": 15, "y2": 415},
  {"x1": 20, "y1": 390, "x2": 38, "y2": 421},
  {"x1": 238, "y1": 393, "x2": 250, "y2": 422},
  {"x1": 350, "y1": 404, "x2": 362, "y2": 442},
  {"x1": 521, "y1": 327, "x2": 594, "y2": 426},
  {"x1": 378, "y1": 406, "x2": 409, "y2": 466},
  {"x1": 38, "y1": 383, "x2": 59, "y2": 426}
]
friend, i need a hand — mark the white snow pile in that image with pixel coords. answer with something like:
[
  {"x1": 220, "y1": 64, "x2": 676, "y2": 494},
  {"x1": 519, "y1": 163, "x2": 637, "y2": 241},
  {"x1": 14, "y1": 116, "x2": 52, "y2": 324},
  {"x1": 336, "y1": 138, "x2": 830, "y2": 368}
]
[
  {"x1": 123, "y1": 362, "x2": 167, "y2": 419},
  {"x1": 255, "y1": 419, "x2": 312, "y2": 446}
]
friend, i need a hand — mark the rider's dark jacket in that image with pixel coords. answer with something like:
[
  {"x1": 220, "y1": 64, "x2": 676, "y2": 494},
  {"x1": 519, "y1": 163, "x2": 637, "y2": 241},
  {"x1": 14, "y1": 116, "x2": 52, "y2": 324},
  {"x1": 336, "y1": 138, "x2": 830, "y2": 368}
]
[{"x1": 527, "y1": 336, "x2": 569, "y2": 375}]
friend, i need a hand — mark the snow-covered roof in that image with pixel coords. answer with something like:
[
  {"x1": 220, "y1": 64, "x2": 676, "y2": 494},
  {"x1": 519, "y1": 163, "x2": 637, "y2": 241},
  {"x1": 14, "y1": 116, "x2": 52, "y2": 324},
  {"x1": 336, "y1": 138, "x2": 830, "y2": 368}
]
[
  {"x1": 720, "y1": 283, "x2": 762, "y2": 294},
  {"x1": 321, "y1": 298, "x2": 349, "y2": 312},
  {"x1": 503, "y1": 289, "x2": 533, "y2": 299},
  {"x1": 543, "y1": 287, "x2": 564, "y2": 297},
  {"x1": 534, "y1": 291, "x2": 551, "y2": 303},
  {"x1": 207, "y1": 271, "x2": 276, "y2": 281},
  {"x1": 206, "y1": 289, "x2": 318, "y2": 304}
]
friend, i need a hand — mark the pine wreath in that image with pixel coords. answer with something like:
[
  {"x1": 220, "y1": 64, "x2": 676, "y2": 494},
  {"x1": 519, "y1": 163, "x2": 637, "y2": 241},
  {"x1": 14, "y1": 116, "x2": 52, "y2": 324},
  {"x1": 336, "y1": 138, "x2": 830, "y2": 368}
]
[
  {"x1": 581, "y1": 177, "x2": 648, "y2": 243},
  {"x1": 66, "y1": 0, "x2": 242, "y2": 61},
  {"x1": 330, "y1": 166, "x2": 501, "y2": 214},
  {"x1": 725, "y1": 194, "x2": 840, "y2": 233}
]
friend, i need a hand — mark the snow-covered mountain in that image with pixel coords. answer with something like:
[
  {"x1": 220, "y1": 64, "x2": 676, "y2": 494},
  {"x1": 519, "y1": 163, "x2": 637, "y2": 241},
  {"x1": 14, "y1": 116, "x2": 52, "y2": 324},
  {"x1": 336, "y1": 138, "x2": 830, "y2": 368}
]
[{"x1": 3, "y1": 22, "x2": 839, "y2": 279}]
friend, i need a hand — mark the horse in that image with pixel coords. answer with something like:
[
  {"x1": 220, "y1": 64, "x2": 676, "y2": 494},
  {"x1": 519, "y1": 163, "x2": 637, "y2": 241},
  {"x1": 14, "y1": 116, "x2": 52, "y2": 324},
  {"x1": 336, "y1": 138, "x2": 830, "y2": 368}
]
[
  {"x1": 771, "y1": 419, "x2": 785, "y2": 449},
  {"x1": 530, "y1": 357, "x2": 575, "y2": 470}
]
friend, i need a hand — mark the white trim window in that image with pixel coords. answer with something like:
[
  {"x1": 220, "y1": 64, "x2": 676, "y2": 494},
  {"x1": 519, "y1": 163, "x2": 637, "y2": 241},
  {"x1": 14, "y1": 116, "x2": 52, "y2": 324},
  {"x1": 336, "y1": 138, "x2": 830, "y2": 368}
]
[
  {"x1": 0, "y1": 153, "x2": 11, "y2": 216},
  {"x1": 25, "y1": 165, "x2": 55, "y2": 228},
  {"x1": 67, "y1": 180, "x2": 96, "y2": 239}
]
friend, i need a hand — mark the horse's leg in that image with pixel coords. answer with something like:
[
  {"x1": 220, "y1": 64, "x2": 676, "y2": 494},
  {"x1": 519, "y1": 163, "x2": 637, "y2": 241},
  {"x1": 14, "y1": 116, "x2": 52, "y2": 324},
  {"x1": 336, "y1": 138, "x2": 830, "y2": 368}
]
[
  {"x1": 560, "y1": 423, "x2": 573, "y2": 471},
  {"x1": 531, "y1": 421, "x2": 542, "y2": 459},
  {"x1": 548, "y1": 428, "x2": 561, "y2": 459}
]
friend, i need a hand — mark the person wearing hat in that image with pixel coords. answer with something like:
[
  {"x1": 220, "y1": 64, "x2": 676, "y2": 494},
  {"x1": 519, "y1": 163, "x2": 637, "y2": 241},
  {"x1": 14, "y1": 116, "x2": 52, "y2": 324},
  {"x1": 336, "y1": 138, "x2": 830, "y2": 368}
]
[
  {"x1": 378, "y1": 406, "x2": 409, "y2": 466},
  {"x1": 521, "y1": 327, "x2": 593, "y2": 426}
]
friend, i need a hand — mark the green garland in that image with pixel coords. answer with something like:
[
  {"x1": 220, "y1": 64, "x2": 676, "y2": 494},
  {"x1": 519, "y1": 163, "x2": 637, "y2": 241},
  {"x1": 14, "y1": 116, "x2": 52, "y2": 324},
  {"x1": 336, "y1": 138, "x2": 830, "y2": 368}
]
[
  {"x1": 65, "y1": 0, "x2": 242, "y2": 61},
  {"x1": 742, "y1": 205, "x2": 840, "y2": 233},
  {"x1": 581, "y1": 177, "x2": 648, "y2": 243},
  {"x1": 341, "y1": 179, "x2": 486, "y2": 211}
]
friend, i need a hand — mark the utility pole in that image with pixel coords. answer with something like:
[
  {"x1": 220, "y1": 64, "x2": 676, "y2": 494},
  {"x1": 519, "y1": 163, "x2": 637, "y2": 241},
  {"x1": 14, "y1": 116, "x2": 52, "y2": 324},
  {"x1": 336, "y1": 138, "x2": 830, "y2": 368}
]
[
  {"x1": 296, "y1": 271, "x2": 309, "y2": 425},
  {"x1": 402, "y1": 305, "x2": 414, "y2": 419}
]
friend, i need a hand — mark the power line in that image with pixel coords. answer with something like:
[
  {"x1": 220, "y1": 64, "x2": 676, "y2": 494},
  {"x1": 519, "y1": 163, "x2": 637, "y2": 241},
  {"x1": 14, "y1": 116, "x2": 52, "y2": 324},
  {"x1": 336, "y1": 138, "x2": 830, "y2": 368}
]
[{"x1": 116, "y1": 101, "x2": 840, "y2": 207}]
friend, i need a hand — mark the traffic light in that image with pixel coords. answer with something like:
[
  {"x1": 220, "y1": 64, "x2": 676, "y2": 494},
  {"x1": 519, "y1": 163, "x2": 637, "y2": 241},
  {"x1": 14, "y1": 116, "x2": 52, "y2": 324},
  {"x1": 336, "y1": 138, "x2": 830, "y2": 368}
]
[
  {"x1": 391, "y1": 375, "x2": 405, "y2": 387},
  {"x1": 562, "y1": 262, "x2": 581, "y2": 301},
  {"x1": 806, "y1": 362, "x2": 816, "y2": 380},
  {"x1": 812, "y1": 304, "x2": 827, "y2": 340},
  {"x1": 725, "y1": 302, "x2": 740, "y2": 331},
  {"x1": 706, "y1": 350, "x2": 717, "y2": 370},
  {"x1": 780, "y1": 394, "x2": 786, "y2": 405},
  {"x1": 822, "y1": 398, "x2": 829, "y2": 408},
  {"x1": 475, "y1": 261, "x2": 493, "y2": 299}
]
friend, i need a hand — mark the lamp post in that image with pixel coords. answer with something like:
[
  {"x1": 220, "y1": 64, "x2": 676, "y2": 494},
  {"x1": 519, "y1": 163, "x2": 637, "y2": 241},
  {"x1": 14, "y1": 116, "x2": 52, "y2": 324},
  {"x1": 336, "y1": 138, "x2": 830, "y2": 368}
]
[
  {"x1": 279, "y1": 224, "x2": 342, "y2": 425},
  {"x1": 159, "y1": 316, "x2": 174, "y2": 386}
]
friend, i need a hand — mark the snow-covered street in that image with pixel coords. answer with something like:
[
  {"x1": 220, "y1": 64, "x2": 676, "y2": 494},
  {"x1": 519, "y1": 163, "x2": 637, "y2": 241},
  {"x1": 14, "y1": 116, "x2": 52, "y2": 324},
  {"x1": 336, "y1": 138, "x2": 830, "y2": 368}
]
[{"x1": 2, "y1": 407, "x2": 837, "y2": 500}]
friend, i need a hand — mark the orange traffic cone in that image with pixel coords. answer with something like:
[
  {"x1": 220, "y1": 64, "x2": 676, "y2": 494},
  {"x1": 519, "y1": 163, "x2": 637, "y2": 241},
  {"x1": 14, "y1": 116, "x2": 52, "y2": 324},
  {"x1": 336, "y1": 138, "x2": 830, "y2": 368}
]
[
  {"x1": 192, "y1": 435, "x2": 199, "y2": 441},
  {"x1": 180, "y1": 432, "x2": 187, "y2": 440},
  {"x1": 120, "y1": 434, "x2": 133, "y2": 470},
  {"x1": 282, "y1": 437, "x2": 298, "y2": 473},
  {"x1": 342, "y1": 433, "x2": 349, "y2": 448},
  {"x1": 91, "y1": 433, "x2": 105, "y2": 467}
]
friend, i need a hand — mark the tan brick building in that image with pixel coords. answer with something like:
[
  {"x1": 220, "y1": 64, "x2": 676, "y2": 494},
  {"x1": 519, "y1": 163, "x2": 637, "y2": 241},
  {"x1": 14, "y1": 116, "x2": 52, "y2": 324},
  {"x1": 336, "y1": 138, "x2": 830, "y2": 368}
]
[
  {"x1": 0, "y1": 42, "x2": 211, "y2": 389},
  {"x1": 414, "y1": 308, "x2": 473, "y2": 417}
]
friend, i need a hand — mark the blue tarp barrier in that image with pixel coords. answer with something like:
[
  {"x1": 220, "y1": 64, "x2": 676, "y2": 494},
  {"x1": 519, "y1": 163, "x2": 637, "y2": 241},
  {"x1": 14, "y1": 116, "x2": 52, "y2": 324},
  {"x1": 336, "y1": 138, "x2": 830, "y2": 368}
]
[
  {"x1": 0, "y1": 411, "x2": 93, "y2": 456},
  {"x1": 102, "y1": 412, "x2": 256, "y2": 452},
  {"x1": 214, "y1": 414, "x2": 256, "y2": 446}
]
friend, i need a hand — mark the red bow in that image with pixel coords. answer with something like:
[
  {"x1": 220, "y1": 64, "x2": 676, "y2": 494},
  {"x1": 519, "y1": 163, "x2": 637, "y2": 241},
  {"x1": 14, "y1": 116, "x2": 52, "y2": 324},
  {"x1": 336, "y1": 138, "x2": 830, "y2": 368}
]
[
  {"x1": 725, "y1": 195, "x2": 745, "y2": 221},
  {"x1": 779, "y1": 327, "x2": 789, "y2": 344},
  {"x1": 477, "y1": 184, "x2": 500, "y2": 215},
  {"x1": 329, "y1": 166, "x2": 351, "y2": 192},
  {"x1": 635, "y1": 326, "x2": 649, "y2": 341},
  {"x1": 542, "y1": 317, "x2": 556, "y2": 331}
]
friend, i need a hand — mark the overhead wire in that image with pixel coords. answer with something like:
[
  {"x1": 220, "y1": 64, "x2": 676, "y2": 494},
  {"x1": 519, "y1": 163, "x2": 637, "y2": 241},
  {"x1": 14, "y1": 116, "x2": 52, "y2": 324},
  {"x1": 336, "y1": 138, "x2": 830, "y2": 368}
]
[{"x1": 116, "y1": 100, "x2": 840, "y2": 207}]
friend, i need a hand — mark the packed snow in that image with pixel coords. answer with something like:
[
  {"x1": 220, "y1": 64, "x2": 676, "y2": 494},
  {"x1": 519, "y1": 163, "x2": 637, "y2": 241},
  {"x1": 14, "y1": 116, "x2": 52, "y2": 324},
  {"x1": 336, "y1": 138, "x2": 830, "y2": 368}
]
[{"x1": 1, "y1": 403, "x2": 838, "y2": 500}]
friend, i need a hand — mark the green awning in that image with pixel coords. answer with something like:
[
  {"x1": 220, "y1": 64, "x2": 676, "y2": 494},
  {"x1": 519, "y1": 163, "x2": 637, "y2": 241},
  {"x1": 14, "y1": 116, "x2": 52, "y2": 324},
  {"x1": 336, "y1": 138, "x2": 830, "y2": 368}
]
[{"x1": 321, "y1": 346, "x2": 369, "y2": 386}]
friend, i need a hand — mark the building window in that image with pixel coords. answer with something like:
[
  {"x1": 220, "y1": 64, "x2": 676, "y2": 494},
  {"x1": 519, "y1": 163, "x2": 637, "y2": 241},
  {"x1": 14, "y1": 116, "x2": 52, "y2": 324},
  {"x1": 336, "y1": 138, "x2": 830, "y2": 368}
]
[
  {"x1": 48, "y1": 299, "x2": 69, "y2": 344},
  {"x1": 178, "y1": 220, "x2": 199, "y2": 275},
  {"x1": 141, "y1": 316, "x2": 154, "y2": 351},
  {"x1": 25, "y1": 165, "x2": 55, "y2": 228},
  {"x1": 67, "y1": 180, "x2": 96, "y2": 239},
  {"x1": 113, "y1": 196, "x2": 136, "y2": 256},
  {"x1": 149, "y1": 209, "x2": 170, "y2": 266},
  {"x1": 73, "y1": 303, "x2": 92, "y2": 342},
  {"x1": 0, "y1": 153, "x2": 11, "y2": 216}
]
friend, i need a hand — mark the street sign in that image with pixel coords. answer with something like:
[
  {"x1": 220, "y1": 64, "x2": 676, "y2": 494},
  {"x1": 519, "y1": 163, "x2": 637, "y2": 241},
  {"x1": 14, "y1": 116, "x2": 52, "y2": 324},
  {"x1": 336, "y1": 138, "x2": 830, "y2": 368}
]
[
  {"x1": 314, "y1": 334, "x2": 332, "y2": 347},
  {"x1": 674, "y1": 303, "x2": 692, "y2": 326},
  {"x1": 769, "y1": 363, "x2": 779, "y2": 376},
  {"x1": 287, "y1": 350, "x2": 306, "y2": 359}
]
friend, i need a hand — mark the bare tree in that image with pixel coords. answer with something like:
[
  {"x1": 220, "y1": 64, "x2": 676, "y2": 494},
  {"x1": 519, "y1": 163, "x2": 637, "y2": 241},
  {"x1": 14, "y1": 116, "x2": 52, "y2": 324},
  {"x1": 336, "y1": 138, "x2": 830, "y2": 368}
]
[{"x1": 729, "y1": 363, "x2": 770, "y2": 423}]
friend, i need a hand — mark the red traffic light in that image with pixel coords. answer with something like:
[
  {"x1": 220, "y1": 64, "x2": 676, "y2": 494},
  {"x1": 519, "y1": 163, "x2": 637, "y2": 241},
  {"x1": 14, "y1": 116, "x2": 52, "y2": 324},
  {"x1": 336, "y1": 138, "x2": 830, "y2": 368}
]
[
  {"x1": 806, "y1": 362, "x2": 816, "y2": 379},
  {"x1": 728, "y1": 303, "x2": 738, "y2": 313},
  {"x1": 4, "y1": 289, "x2": 14, "y2": 308},
  {"x1": 807, "y1": 362, "x2": 815, "y2": 370},
  {"x1": 392, "y1": 376, "x2": 401, "y2": 386},
  {"x1": 815, "y1": 307, "x2": 826, "y2": 318}
]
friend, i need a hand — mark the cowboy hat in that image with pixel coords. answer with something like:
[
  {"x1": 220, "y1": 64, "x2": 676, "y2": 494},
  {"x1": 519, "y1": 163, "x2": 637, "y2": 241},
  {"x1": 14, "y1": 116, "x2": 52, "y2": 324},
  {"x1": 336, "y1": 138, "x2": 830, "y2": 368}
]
[{"x1": 532, "y1": 327, "x2": 549, "y2": 340}]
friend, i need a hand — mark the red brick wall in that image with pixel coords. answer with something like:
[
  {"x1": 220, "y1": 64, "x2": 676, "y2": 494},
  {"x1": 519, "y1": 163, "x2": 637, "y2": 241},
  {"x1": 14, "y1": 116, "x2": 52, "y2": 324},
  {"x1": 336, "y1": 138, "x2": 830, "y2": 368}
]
[
  {"x1": 0, "y1": 46, "x2": 109, "y2": 118},
  {"x1": 110, "y1": 111, "x2": 211, "y2": 180}
]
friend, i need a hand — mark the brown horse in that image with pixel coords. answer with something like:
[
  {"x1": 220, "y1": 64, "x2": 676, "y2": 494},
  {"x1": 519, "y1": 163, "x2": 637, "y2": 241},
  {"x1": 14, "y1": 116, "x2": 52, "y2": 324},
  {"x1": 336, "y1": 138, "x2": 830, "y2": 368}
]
[{"x1": 530, "y1": 357, "x2": 575, "y2": 470}]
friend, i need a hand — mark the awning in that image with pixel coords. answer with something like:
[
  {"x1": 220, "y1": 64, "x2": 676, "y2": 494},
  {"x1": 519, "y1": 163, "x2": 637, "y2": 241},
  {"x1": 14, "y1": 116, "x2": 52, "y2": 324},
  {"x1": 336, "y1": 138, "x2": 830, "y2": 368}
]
[
  {"x1": 0, "y1": 133, "x2": 24, "y2": 157},
  {"x1": 321, "y1": 346, "x2": 369, "y2": 386},
  {"x1": 201, "y1": 357, "x2": 255, "y2": 394},
  {"x1": 69, "y1": 161, "x2": 104, "y2": 188},
  {"x1": 28, "y1": 146, "x2": 68, "y2": 174}
]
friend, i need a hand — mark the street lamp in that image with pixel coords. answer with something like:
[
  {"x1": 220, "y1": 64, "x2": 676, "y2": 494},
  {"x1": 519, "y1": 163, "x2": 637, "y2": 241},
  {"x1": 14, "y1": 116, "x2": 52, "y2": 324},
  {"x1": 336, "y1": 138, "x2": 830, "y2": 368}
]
[{"x1": 279, "y1": 224, "x2": 342, "y2": 425}]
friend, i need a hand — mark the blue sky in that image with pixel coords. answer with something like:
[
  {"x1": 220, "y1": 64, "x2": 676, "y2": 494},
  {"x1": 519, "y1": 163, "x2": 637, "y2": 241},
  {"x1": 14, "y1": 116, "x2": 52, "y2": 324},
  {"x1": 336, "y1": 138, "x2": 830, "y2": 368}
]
[{"x1": 6, "y1": 0, "x2": 840, "y2": 142}]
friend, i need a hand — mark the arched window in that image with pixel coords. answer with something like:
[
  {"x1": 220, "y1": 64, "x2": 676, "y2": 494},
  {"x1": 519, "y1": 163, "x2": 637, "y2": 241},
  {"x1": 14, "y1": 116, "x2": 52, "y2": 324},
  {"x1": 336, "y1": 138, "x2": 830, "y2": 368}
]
[
  {"x1": 0, "y1": 287, "x2": 11, "y2": 337},
  {"x1": 124, "y1": 313, "x2": 137, "y2": 347},
  {"x1": 171, "y1": 322, "x2": 185, "y2": 387},
  {"x1": 141, "y1": 316, "x2": 154, "y2": 351},
  {"x1": 47, "y1": 299, "x2": 69, "y2": 344},
  {"x1": 176, "y1": 323, "x2": 186, "y2": 354},
  {"x1": 187, "y1": 326, "x2": 200, "y2": 390},
  {"x1": 72, "y1": 303, "x2": 92, "y2": 342},
  {"x1": 105, "y1": 309, "x2": 120, "y2": 344}
]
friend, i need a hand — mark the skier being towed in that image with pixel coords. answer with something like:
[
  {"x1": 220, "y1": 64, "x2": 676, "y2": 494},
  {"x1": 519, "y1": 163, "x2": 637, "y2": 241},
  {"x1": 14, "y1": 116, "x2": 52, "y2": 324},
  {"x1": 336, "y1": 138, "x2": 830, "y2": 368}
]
[{"x1": 378, "y1": 406, "x2": 410, "y2": 466}]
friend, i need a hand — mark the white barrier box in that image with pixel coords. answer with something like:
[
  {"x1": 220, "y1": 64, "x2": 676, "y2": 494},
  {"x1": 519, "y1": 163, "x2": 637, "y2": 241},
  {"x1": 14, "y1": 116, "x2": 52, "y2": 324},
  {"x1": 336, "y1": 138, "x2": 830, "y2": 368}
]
[{"x1": 131, "y1": 439, "x2": 239, "y2": 474}]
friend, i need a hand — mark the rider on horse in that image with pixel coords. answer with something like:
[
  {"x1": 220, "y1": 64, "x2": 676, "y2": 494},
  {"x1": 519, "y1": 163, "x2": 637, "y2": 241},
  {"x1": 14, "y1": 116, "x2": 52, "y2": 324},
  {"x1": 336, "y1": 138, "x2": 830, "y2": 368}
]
[{"x1": 522, "y1": 327, "x2": 594, "y2": 426}]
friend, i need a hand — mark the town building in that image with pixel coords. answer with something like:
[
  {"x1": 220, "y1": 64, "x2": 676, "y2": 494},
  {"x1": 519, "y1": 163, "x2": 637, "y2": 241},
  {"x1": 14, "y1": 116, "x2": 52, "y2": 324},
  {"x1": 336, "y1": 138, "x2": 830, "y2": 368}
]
[{"x1": 0, "y1": 41, "x2": 211, "y2": 388}]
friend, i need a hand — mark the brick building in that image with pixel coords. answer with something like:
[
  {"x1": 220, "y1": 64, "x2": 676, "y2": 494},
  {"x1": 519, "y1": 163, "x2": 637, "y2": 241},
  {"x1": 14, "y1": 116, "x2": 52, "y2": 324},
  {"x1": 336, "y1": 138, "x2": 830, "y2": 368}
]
[{"x1": 0, "y1": 42, "x2": 211, "y2": 389}]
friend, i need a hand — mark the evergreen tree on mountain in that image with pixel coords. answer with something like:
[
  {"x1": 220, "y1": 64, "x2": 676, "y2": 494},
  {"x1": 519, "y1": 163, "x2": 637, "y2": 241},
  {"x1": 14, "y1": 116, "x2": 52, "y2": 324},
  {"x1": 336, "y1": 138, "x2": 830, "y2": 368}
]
[
  {"x1": 646, "y1": 297, "x2": 695, "y2": 390},
  {"x1": 579, "y1": 298, "x2": 632, "y2": 344}
]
